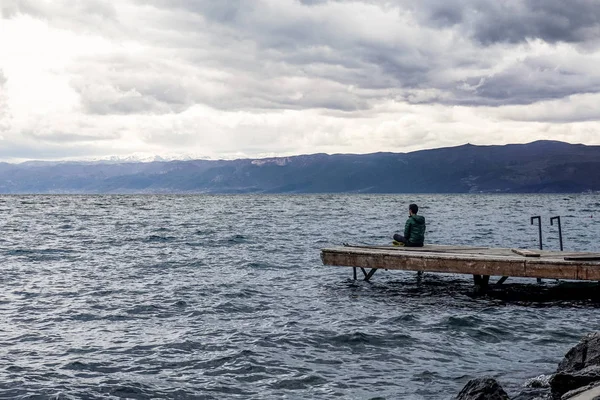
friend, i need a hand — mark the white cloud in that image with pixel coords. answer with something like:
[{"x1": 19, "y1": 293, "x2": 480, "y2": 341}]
[{"x1": 0, "y1": 0, "x2": 599, "y2": 161}]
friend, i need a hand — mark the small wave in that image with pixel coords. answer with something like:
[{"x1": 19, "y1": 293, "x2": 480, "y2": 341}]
[
  {"x1": 104, "y1": 314, "x2": 130, "y2": 321},
  {"x1": 69, "y1": 313, "x2": 102, "y2": 322},
  {"x1": 214, "y1": 301, "x2": 259, "y2": 314},
  {"x1": 270, "y1": 374, "x2": 328, "y2": 390},
  {"x1": 412, "y1": 370, "x2": 442, "y2": 383},
  {"x1": 201, "y1": 349, "x2": 258, "y2": 370},
  {"x1": 126, "y1": 304, "x2": 163, "y2": 315},
  {"x1": 6, "y1": 249, "x2": 34, "y2": 255},
  {"x1": 246, "y1": 261, "x2": 278, "y2": 270},
  {"x1": 94, "y1": 380, "x2": 160, "y2": 398},
  {"x1": 86, "y1": 289, "x2": 125, "y2": 297},
  {"x1": 162, "y1": 340, "x2": 204, "y2": 352},
  {"x1": 224, "y1": 288, "x2": 261, "y2": 299},
  {"x1": 386, "y1": 314, "x2": 419, "y2": 324},
  {"x1": 195, "y1": 229, "x2": 216, "y2": 235},
  {"x1": 443, "y1": 315, "x2": 483, "y2": 328},
  {"x1": 173, "y1": 300, "x2": 188, "y2": 307},
  {"x1": 62, "y1": 361, "x2": 120, "y2": 374},
  {"x1": 5, "y1": 366, "x2": 26, "y2": 372},
  {"x1": 320, "y1": 331, "x2": 413, "y2": 348},
  {"x1": 144, "y1": 235, "x2": 175, "y2": 242},
  {"x1": 228, "y1": 234, "x2": 248, "y2": 243},
  {"x1": 12, "y1": 290, "x2": 40, "y2": 299},
  {"x1": 5, "y1": 248, "x2": 76, "y2": 261},
  {"x1": 65, "y1": 346, "x2": 102, "y2": 355},
  {"x1": 470, "y1": 325, "x2": 510, "y2": 343},
  {"x1": 312, "y1": 357, "x2": 343, "y2": 366}
]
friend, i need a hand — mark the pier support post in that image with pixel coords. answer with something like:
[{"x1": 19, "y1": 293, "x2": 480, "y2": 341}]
[
  {"x1": 482, "y1": 275, "x2": 490, "y2": 286},
  {"x1": 353, "y1": 267, "x2": 357, "y2": 280},
  {"x1": 496, "y1": 276, "x2": 509, "y2": 286},
  {"x1": 473, "y1": 274, "x2": 490, "y2": 293},
  {"x1": 360, "y1": 267, "x2": 378, "y2": 281}
]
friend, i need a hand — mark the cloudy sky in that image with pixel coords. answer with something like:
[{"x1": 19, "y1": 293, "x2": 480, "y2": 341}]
[{"x1": 1, "y1": 0, "x2": 600, "y2": 162}]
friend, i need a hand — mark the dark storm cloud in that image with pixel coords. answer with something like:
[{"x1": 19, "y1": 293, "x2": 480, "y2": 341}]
[
  {"x1": 123, "y1": 0, "x2": 435, "y2": 111},
  {"x1": 2, "y1": 0, "x2": 600, "y2": 162},
  {"x1": 161, "y1": 0, "x2": 600, "y2": 45},
  {"x1": 128, "y1": 0, "x2": 600, "y2": 111},
  {"x1": 8, "y1": 0, "x2": 598, "y2": 118},
  {"x1": 474, "y1": 0, "x2": 600, "y2": 45},
  {"x1": 409, "y1": 0, "x2": 600, "y2": 45},
  {"x1": 472, "y1": 64, "x2": 600, "y2": 105}
]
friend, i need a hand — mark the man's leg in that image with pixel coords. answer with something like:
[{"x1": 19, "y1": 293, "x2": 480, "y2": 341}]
[{"x1": 393, "y1": 233, "x2": 407, "y2": 243}]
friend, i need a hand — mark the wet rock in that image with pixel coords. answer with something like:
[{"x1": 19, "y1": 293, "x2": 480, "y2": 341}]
[
  {"x1": 513, "y1": 374, "x2": 552, "y2": 399},
  {"x1": 455, "y1": 377, "x2": 509, "y2": 400},
  {"x1": 525, "y1": 375, "x2": 552, "y2": 389},
  {"x1": 551, "y1": 366, "x2": 600, "y2": 396},
  {"x1": 558, "y1": 333, "x2": 600, "y2": 374},
  {"x1": 512, "y1": 387, "x2": 551, "y2": 399},
  {"x1": 551, "y1": 333, "x2": 600, "y2": 397},
  {"x1": 561, "y1": 382, "x2": 600, "y2": 399}
]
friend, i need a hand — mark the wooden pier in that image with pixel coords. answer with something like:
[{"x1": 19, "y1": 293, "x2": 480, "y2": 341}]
[{"x1": 321, "y1": 244, "x2": 600, "y2": 288}]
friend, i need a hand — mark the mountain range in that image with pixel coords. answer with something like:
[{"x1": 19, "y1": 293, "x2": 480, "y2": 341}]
[{"x1": 1, "y1": 141, "x2": 599, "y2": 194}]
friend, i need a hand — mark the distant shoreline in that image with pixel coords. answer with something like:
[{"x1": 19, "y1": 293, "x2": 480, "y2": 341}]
[{"x1": 2, "y1": 141, "x2": 600, "y2": 194}]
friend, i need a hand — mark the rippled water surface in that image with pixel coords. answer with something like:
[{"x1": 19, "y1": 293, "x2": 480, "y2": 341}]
[{"x1": 1, "y1": 194, "x2": 600, "y2": 399}]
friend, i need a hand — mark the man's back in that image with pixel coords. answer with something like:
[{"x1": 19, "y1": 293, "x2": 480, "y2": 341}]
[{"x1": 404, "y1": 214, "x2": 426, "y2": 245}]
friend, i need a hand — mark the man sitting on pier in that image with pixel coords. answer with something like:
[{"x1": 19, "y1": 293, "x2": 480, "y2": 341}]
[{"x1": 393, "y1": 203, "x2": 425, "y2": 247}]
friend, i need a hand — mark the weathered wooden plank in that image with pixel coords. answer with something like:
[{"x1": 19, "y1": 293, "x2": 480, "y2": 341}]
[
  {"x1": 564, "y1": 254, "x2": 600, "y2": 261},
  {"x1": 521, "y1": 260, "x2": 581, "y2": 280},
  {"x1": 575, "y1": 264, "x2": 600, "y2": 280},
  {"x1": 321, "y1": 246, "x2": 600, "y2": 281},
  {"x1": 511, "y1": 248, "x2": 541, "y2": 257},
  {"x1": 322, "y1": 250, "x2": 528, "y2": 276},
  {"x1": 344, "y1": 244, "x2": 502, "y2": 254}
]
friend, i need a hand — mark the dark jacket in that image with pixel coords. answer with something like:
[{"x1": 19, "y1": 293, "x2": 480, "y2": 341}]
[{"x1": 404, "y1": 214, "x2": 426, "y2": 245}]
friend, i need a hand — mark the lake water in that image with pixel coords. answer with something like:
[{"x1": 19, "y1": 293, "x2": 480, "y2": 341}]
[{"x1": 1, "y1": 194, "x2": 600, "y2": 399}]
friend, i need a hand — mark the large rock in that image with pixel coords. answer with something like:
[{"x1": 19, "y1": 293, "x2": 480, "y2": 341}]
[
  {"x1": 512, "y1": 387, "x2": 551, "y2": 399},
  {"x1": 551, "y1": 333, "x2": 600, "y2": 397},
  {"x1": 561, "y1": 382, "x2": 600, "y2": 399},
  {"x1": 455, "y1": 377, "x2": 509, "y2": 400},
  {"x1": 551, "y1": 366, "x2": 600, "y2": 397},
  {"x1": 512, "y1": 374, "x2": 552, "y2": 399},
  {"x1": 558, "y1": 333, "x2": 600, "y2": 374}
]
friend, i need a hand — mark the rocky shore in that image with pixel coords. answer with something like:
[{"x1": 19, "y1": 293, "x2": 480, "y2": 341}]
[{"x1": 456, "y1": 332, "x2": 600, "y2": 400}]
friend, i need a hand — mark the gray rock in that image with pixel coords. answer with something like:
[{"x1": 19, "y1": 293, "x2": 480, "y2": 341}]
[
  {"x1": 559, "y1": 333, "x2": 600, "y2": 373},
  {"x1": 514, "y1": 374, "x2": 553, "y2": 398},
  {"x1": 455, "y1": 377, "x2": 509, "y2": 400},
  {"x1": 525, "y1": 375, "x2": 552, "y2": 389},
  {"x1": 561, "y1": 382, "x2": 600, "y2": 399},
  {"x1": 550, "y1": 333, "x2": 600, "y2": 397},
  {"x1": 512, "y1": 387, "x2": 552, "y2": 399},
  {"x1": 551, "y1": 362, "x2": 600, "y2": 396}
]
